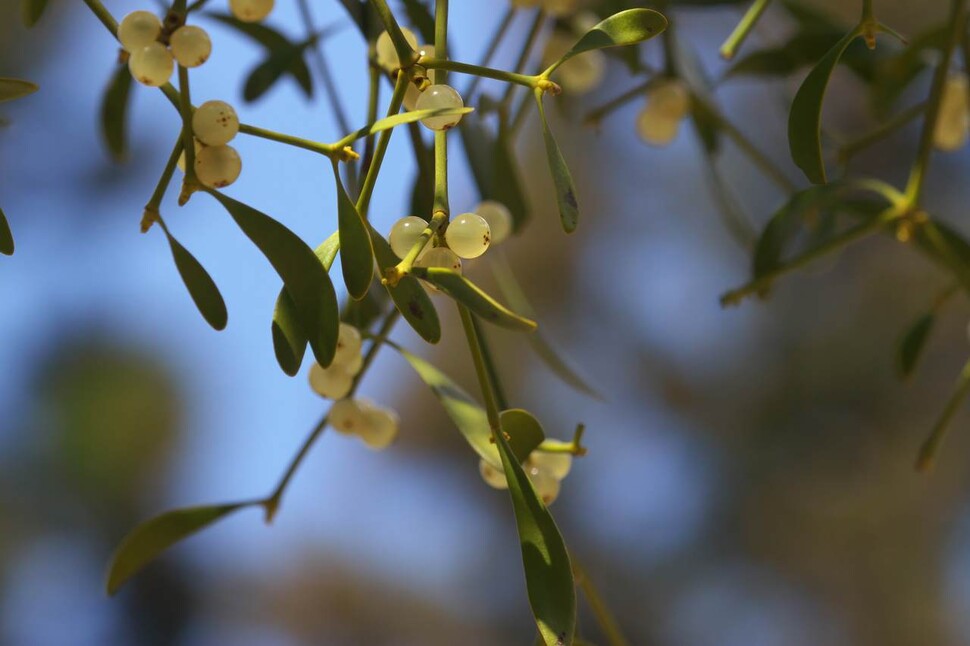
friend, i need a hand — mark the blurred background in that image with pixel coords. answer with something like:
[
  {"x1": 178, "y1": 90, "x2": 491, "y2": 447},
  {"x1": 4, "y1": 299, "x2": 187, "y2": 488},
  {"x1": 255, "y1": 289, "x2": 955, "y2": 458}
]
[{"x1": 3, "y1": 0, "x2": 970, "y2": 644}]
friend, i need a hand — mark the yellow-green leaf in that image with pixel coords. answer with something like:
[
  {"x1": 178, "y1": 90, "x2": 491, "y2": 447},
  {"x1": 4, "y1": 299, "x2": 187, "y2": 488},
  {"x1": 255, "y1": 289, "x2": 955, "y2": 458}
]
[
  {"x1": 208, "y1": 191, "x2": 339, "y2": 367},
  {"x1": 106, "y1": 502, "x2": 256, "y2": 595},
  {"x1": 548, "y1": 8, "x2": 668, "y2": 72},
  {"x1": 370, "y1": 226, "x2": 441, "y2": 344},
  {"x1": 163, "y1": 228, "x2": 228, "y2": 331},
  {"x1": 414, "y1": 267, "x2": 537, "y2": 332},
  {"x1": 0, "y1": 78, "x2": 39, "y2": 103},
  {"x1": 897, "y1": 313, "x2": 934, "y2": 379},
  {"x1": 535, "y1": 94, "x2": 578, "y2": 233},
  {"x1": 0, "y1": 207, "x2": 13, "y2": 256},
  {"x1": 342, "y1": 106, "x2": 474, "y2": 144},
  {"x1": 332, "y1": 162, "x2": 374, "y2": 300},
  {"x1": 100, "y1": 65, "x2": 134, "y2": 163}
]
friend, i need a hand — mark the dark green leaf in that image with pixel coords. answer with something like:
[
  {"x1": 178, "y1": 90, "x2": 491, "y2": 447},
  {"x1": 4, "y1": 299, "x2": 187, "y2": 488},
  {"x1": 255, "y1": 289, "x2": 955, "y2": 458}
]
[
  {"x1": 106, "y1": 502, "x2": 256, "y2": 595},
  {"x1": 401, "y1": 0, "x2": 435, "y2": 44},
  {"x1": 206, "y1": 12, "x2": 293, "y2": 50},
  {"x1": 727, "y1": 32, "x2": 844, "y2": 78},
  {"x1": 550, "y1": 9, "x2": 668, "y2": 70},
  {"x1": 495, "y1": 410, "x2": 576, "y2": 646},
  {"x1": 788, "y1": 27, "x2": 862, "y2": 184},
  {"x1": 870, "y1": 25, "x2": 947, "y2": 115},
  {"x1": 370, "y1": 226, "x2": 441, "y2": 344},
  {"x1": 332, "y1": 162, "x2": 374, "y2": 300},
  {"x1": 0, "y1": 78, "x2": 39, "y2": 103},
  {"x1": 208, "y1": 191, "x2": 339, "y2": 367},
  {"x1": 910, "y1": 220, "x2": 970, "y2": 294},
  {"x1": 535, "y1": 95, "x2": 579, "y2": 233},
  {"x1": 414, "y1": 267, "x2": 537, "y2": 332},
  {"x1": 459, "y1": 114, "x2": 530, "y2": 232},
  {"x1": 0, "y1": 208, "x2": 13, "y2": 256},
  {"x1": 163, "y1": 228, "x2": 228, "y2": 331},
  {"x1": 897, "y1": 313, "x2": 934, "y2": 378},
  {"x1": 244, "y1": 45, "x2": 313, "y2": 101},
  {"x1": 100, "y1": 66, "x2": 134, "y2": 163},
  {"x1": 21, "y1": 0, "x2": 49, "y2": 27}
]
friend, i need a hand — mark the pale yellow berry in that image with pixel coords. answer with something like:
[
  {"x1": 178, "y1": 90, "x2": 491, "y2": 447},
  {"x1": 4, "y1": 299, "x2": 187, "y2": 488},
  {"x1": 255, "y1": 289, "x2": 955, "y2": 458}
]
[
  {"x1": 343, "y1": 351, "x2": 363, "y2": 376},
  {"x1": 479, "y1": 459, "x2": 509, "y2": 489},
  {"x1": 529, "y1": 452, "x2": 572, "y2": 480},
  {"x1": 128, "y1": 42, "x2": 174, "y2": 87},
  {"x1": 528, "y1": 467, "x2": 561, "y2": 505},
  {"x1": 177, "y1": 140, "x2": 203, "y2": 172},
  {"x1": 636, "y1": 107, "x2": 680, "y2": 147},
  {"x1": 416, "y1": 247, "x2": 462, "y2": 273},
  {"x1": 375, "y1": 28, "x2": 418, "y2": 72},
  {"x1": 309, "y1": 362, "x2": 353, "y2": 400},
  {"x1": 229, "y1": 0, "x2": 274, "y2": 23},
  {"x1": 415, "y1": 85, "x2": 464, "y2": 131},
  {"x1": 194, "y1": 145, "x2": 242, "y2": 188},
  {"x1": 118, "y1": 11, "x2": 161, "y2": 52},
  {"x1": 169, "y1": 25, "x2": 212, "y2": 68},
  {"x1": 648, "y1": 80, "x2": 691, "y2": 120},
  {"x1": 404, "y1": 81, "x2": 423, "y2": 112},
  {"x1": 934, "y1": 73, "x2": 969, "y2": 151},
  {"x1": 389, "y1": 216, "x2": 429, "y2": 259},
  {"x1": 358, "y1": 402, "x2": 399, "y2": 449},
  {"x1": 334, "y1": 322, "x2": 363, "y2": 368},
  {"x1": 474, "y1": 201, "x2": 513, "y2": 245},
  {"x1": 445, "y1": 213, "x2": 491, "y2": 259},
  {"x1": 192, "y1": 100, "x2": 239, "y2": 146},
  {"x1": 329, "y1": 398, "x2": 366, "y2": 435}
]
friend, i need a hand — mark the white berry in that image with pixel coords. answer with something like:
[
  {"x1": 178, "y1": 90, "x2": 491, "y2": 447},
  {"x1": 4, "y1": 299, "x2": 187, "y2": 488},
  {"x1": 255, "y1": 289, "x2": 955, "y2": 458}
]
[
  {"x1": 192, "y1": 100, "x2": 239, "y2": 146},
  {"x1": 194, "y1": 144, "x2": 242, "y2": 188},
  {"x1": 177, "y1": 139, "x2": 203, "y2": 172},
  {"x1": 334, "y1": 322, "x2": 363, "y2": 368},
  {"x1": 309, "y1": 362, "x2": 353, "y2": 400},
  {"x1": 416, "y1": 247, "x2": 462, "y2": 273},
  {"x1": 118, "y1": 11, "x2": 161, "y2": 52},
  {"x1": 934, "y1": 73, "x2": 969, "y2": 151},
  {"x1": 229, "y1": 0, "x2": 275, "y2": 23},
  {"x1": 403, "y1": 81, "x2": 423, "y2": 112},
  {"x1": 474, "y1": 201, "x2": 513, "y2": 245},
  {"x1": 375, "y1": 28, "x2": 418, "y2": 72},
  {"x1": 389, "y1": 216, "x2": 429, "y2": 259},
  {"x1": 415, "y1": 85, "x2": 464, "y2": 131},
  {"x1": 358, "y1": 402, "x2": 399, "y2": 449},
  {"x1": 128, "y1": 42, "x2": 174, "y2": 87},
  {"x1": 445, "y1": 213, "x2": 491, "y2": 259},
  {"x1": 479, "y1": 459, "x2": 509, "y2": 489},
  {"x1": 169, "y1": 25, "x2": 212, "y2": 68},
  {"x1": 329, "y1": 398, "x2": 366, "y2": 435},
  {"x1": 528, "y1": 467, "x2": 561, "y2": 505},
  {"x1": 636, "y1": 107, "x2": 680, "y2": 147},
  {"x1": 529, "y1": 452, "x2": 573, "y2": 480}
]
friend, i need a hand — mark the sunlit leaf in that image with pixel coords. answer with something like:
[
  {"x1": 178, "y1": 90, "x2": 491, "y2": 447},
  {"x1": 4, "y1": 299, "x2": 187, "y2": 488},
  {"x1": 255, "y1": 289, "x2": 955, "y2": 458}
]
[
  {"x1": 535, "y1": 94, "x2": 579, "y2": 233},
  {"x1": 0, "y1": 78, "x2": 39, "y2": 103},
  {"x1": 345, "y1": 106, "x2": 473, "y2": 143},
  {"x1": 332, "y1": 163, "x2": 374, "y2": 300},
  {"x1": 414, "y1": 267, "x2": 537, "y2": 332},
  {"x1": 495, "y1": 409, "x2": 576, "y2": 646},
  {"x1": 21, "y1": 0, "x2": 49, "y2": 27},
  {"x1": 208, "y1": 191, "x2": 339, "y2": 367},
  {"x1": 100, "y1": 65, "x2": 134, "y2": 163},
  {"x1": 370, "y1": 226, "x2": 441, "y2": 343},
  {"x1": 163, "y1": 228, "x2": 228, "y2": 331},
  {"x1": 106, "y1": 502, "x2": 257, "y2": 595},
  {"x1": 459, "y1": 114, "x2": 530, "y2": 232},
  {"x1": 0, "y1": 208, "x2": 13, "y2": 256},
  {"x1": 897, "y1": 313, "x2": 934, "y2": 378},
  {"x1": 788, "y1": 27, "x2": 862, "y2": 184},
  {"x1": 549, "y1": 9, "x2": 668, "y2": 71}
]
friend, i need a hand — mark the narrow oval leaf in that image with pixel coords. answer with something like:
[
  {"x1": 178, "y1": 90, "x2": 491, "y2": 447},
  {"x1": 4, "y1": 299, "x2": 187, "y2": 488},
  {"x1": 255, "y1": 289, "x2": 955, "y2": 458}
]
[
  {"x1": 164, "y1": 229, "x2": 228, "y2": 331},
  {"x1": 495, "y1": 410, "x2": 576, "y2": 646},
  {"x1": 897, "y1": 313, "x2": 935, "y2": 378},
  {"x1": 551, "y1": 8, "x2": 668, "y2": 71},
  {"x1": 535, "y1": 95, "x2": 579, "y2": 233},
  {"x1": 415, "y1": 267, "x2": 537, "y2": 332},
  {"x1": 100, "y1": 65, "x2": 134, "y2": 163},
  {"x1": 370, "y1": 226, "x2": 441, "y2": 343},
  {"x1": 332, "y1": 162, "x2": 374, "y2": 300},
  {"x1": 344, "y1": 106, "x2": 474, "y2": 143},
  {"x1": 106, "y1": 502, "x2": 256, "y2": 595},
  {"x1": 0, "y1": 78, "x2": 39, "y2": 103},
  {"x1": 788, "y1": 27, "x2": 862, "y2": 184},
  {"x1": 21, "y1": 0, "x2": 49, "y2": 27},
  {"x1": 0, "y1": 208, "x2": 14, "y2": 256},
  {"x1": 208, "y1": 191, "x2": 339, "y2": 367},
  {"x1": 206, "y1": 12, "x2": 294, "y2": 50}
]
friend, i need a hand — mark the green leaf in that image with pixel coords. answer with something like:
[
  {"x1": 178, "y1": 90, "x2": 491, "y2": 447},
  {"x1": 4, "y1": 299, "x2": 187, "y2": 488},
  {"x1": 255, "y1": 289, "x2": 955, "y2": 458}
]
[
  {"x1": 495, "y1": 410, "x2": 576, "y2": 646},
  {"x1": 491, "y1": 257, "x2": 602, "y2": 399},
  {"x1": 391, "y1": 345, "x2": 542, "y2": 467},
  {"x1": 0, "y1": 207, "x2": 13, "y2": 256},
  {"x1": 207, "y1": 12, "x2": 293, "y2": 50},
  {"x1": 910, "y1": 220, "x2": 970, "y2": 294},
  {"x1": 370, "y1": 227, "x2": 441, "y2": 344},
  {"x1": 331, "y1": 163, "x2": 375, "y2": 300},
  {"x1": 0, "y1": 78, "x2": 39, "y2": 103},
  {"x1": 535, "y1": 95, "x2": 579, "y2": 233},
  {"x1": 100, "y1": 65, "x2": 134, "y2": 163},
  {"x1": 414, "y1": 268, "x2": 537, "y2": 332},
  {"x1": 163, "y1": 228, "x2": 228, "y2": 331},
  {"x1": 208, "y1": 191, "x2": 339, "y2": 367},
  {"x1": 897, "y1": 313, "x2": 935, "y2": 378},
  {"x1": 106, "y1": 502, "x2": 256, "y2": 595},
  {"x1": 345, "y1": 106, "x2": 474, "y2": 143},
  {"x1": 726, "y1": 31, "x2": 845, "y2": 78},
  {"x1": 401, "y1": 0, "x2": 435, "y2": 44},
  {"x1": 549, "y1": 8, "x2": 668, "y2": 71},
  {"x1": 244, "y1": 45, "x2": 313, "y2": 101},
  {"x1": 459, "y1": 114, "x2": 530, "y2": 232},
  {"x1": 788, "y1": 27, "x2": 862, "y2": 184},
  {"x1": 21, "y1": 0, "x2": 49, "y2": 27},
  {"x1": 870, "y1": 25, "x2": 948, "y2": 115}
]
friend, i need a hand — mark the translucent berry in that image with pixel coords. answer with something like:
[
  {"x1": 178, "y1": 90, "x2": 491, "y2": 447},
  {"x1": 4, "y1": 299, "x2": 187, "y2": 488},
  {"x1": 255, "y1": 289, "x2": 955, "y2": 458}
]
[
  {"x1": 479, "y1": 459, "x2": 509, "y2": 489},
  {"x1": 128, "y1": 42, "x2": 174, "y2": 87},
  {"x1": 445, "y1": 213, "x2": 491, "y2": 259},
  {"x1": 358, "y1": 402, "x2": 399, "y2": 449},
  {"x1": 194, "y1": 145, "x2": 242, "y2": 188},
  {"x1": 416, "y1": 247, "x2": 462, "y2": 273},
  {"x1": 528, "y1": 467, "x2": 561, "y2": 505},
  {"x1": 403, "y1": 81, "x2": 423, "y2": 112},
  {"x1": 334, "y1": 322, "x2": 363, "y2": 368},
  {"x1": 389, "y1": 216, "x2": 429, "y2": 259},
  {"x1": 416, "y1": 44, "x2": 435, "y2": 60},
  {"x1": 375, "y1": 28, "x2": 418, "y2": 72},
  {"x1": 118, "y1": 11, "x2": 161, "y2": 52},
  {"x1": 169, "y1": 25, "x2": 212, "y2": 68},
  {"x1": 415, "y1": 85, "x2": 464, "y2": 131},
  {"x1": 329, "y1": 398, "x2": 365, "y2": 435},
  {"x1": 309, "y1": 362, "x2": 353, "y2": 400},
  {"x1": 474, "y1": 201, "x2": 513, "y2": 245},
  {"x1": 934, "y1": 73, "x2": 969, "y2": 151},
  {"x1": 648, "y1": 80, "x2": 691, "y2": 120},
  {"x1": 229, "y1": 0, "x2": 275, "y2": 23},
  {"x1": 177, "y1": 140, "x2": 203, "y2": 172},
  {"x1": 192, "y1": 100, "x2": 239, "y2": 146},
  {"x1": 530, "y1": 452, "x2": 573, "y2": 480},
  {"x1": 636, "y1": 107, "x2": 680, "y2": 147}
]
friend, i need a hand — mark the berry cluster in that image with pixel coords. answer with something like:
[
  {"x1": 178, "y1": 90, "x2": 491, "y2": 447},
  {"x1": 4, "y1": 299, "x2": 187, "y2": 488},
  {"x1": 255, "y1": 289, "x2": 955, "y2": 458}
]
[
  {"x1": 636, "y1": 79, "x2": 691, "y2": 147},
  {"x1": 120, "y1": 10, "x2": 211, "y2": 87},
  {"x1": 328, "y1": 397, "x2": 400, "y2": 450},
  {"x1": 479, "y1": 451, "x2": 572, "y2": 505},
  {"x1": 934, "y1": 73, "x2": 970, "y2": 151},
  {"x1": 177, "y1": 100, "x2": 243, "y2": 188},
  {"x1": 309, "y1": 323, "x2": 365, "y2": 399}
]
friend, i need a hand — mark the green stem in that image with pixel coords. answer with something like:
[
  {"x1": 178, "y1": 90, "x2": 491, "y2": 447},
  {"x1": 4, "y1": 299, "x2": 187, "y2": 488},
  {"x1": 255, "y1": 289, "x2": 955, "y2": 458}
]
[
  {"x1": 839, "y1": 102, "x2": 927, "y2": 163},
  {"x1": 432, "y1": 0, "x2": 451, "y2": 219},
  {"x1": 385, "y1": 211, "x2": 448, "y2": 284},
  {"x1": 916, "y1": 355, "x2": 970, "y2": 472},
  {"x1": 434, "y1": 0, "x2": 449, "y2": 86},
  {"x1": 422, "y1": 59, "x2": 538, "y2": 89},
  {"x1": 471, "y1": 313, "x2": 509, "y2": 410},
  {"x1": 359, "y1": 65, "x2": 382, "y2": 193},
  {"x1": 238, "y1": 124, "x2": 335, "y2": 156},
  {"x1": 357, "y1": 72, "x2": 410, "y2": 217},
  {"x1": 176, "y1": 65, "x2": 199, "y2": 192},
  {"x1": 573, "y1": 558, "x2": 631, "y2": 646},
  {"x1": 145, "y1": 137, "x2": 184, "y2": 214},
  {"x1": 719, "y1": 0, "x2": 772, "y2": 60},
  {"x1": 458, "y1": 304, "x2": 502, "y2": 430},
  {"x1": 466, "y1": 6, "x2": 517, "y2": 99},
  {"x1": 537, "y1": 424, "x2": 587, "y2": 456},
  {"x1": 82, "y1": 0, "x2": 118, "y2": 34},
  {"x1": 369, "y1": 0, "x2": 418, "y2": 68}
]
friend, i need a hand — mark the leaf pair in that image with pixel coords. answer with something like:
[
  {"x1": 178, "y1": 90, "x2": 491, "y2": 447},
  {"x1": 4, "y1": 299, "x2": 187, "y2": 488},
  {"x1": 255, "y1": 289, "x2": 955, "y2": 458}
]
[{"x1": 411, "y1": 267, "x2": 537, "y2": 332}]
